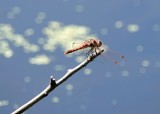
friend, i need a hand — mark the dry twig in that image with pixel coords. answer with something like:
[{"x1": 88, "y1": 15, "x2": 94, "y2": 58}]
[{"x1": 11, "y1": 49, "x2": 104, "y2": 114}]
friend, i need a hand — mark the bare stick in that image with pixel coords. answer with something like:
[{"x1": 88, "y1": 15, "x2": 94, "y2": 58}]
[{"x1": 11, "y1": 49, "x2": 104, "y2": 114}]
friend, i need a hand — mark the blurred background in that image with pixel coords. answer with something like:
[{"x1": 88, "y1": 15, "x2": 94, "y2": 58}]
[{"x1": 0, "y1": 0, "x2": 160, "y2": 114}]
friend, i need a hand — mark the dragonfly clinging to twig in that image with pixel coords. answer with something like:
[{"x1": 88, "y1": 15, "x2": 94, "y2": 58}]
[
  {"x1": 64, "y1": 38, "x2": 102, "y2": 55},
  {"x1": 64, "y1": 38, "x2": 125, "y2": 64}
]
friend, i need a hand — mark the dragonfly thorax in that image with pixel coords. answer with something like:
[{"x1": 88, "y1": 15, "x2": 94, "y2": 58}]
[{"x1": 92, "y1": 38, "x2": 102, "y2": 47}]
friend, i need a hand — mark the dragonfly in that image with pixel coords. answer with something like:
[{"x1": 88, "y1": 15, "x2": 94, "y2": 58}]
[{"x1": 64, "y1": 38, "x2": 125, "y2": 64}]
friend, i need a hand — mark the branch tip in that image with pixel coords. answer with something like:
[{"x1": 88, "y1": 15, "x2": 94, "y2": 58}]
[{"x1": 88, "y1": 49, "x2": 104, "y2": 61}]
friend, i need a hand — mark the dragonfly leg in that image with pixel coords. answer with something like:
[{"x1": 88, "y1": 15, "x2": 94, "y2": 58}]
[
  {"x1": 86, "y1": 47, "x2": 94, "y2": 57},
  {"x1": 94, "y1": 47, "x2": 101, "y2": 54},
  {"x1": 94, "y1": 47, "x2": 97, "y2": 54}
]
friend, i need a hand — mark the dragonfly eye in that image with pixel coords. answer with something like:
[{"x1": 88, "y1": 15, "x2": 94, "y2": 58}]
[{"x1": 98, "y1": 41, "x2": 102, "y2": 47}]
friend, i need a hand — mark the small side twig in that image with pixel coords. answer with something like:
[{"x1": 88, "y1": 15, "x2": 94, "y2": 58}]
[{"x1": 11, "y1": 49, "x2": 104, "y2": 114}]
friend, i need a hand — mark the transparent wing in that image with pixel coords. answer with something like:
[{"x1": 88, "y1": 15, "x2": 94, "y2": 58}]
[
  {"x1": 70, "y1": 40, "x2": 91, "y2": 55},
  {"x1": 95, "y1": 45, "x2": 125, "y2": 65}
]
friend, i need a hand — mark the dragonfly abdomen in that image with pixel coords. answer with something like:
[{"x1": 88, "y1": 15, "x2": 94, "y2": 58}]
[{"x1": 64, "y1": 45, "x2": 88, "y2": 54}]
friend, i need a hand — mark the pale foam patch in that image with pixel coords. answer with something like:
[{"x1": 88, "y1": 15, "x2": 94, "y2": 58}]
[
  {"x1": 29, "y1": 54, "x2": 52, "y2": 65},
  {"x1": 42, "y1": 21, "x2": 91, "y2": 52}
]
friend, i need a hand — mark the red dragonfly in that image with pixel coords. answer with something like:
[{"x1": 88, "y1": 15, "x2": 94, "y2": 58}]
[{"x1": 64, "y1": 38, "x2": 125, "y2": 64}]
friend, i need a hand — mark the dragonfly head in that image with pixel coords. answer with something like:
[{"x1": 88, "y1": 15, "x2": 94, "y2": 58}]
[{"x1": 97, "y1": 39, "x2": 102, "y2": 47}]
